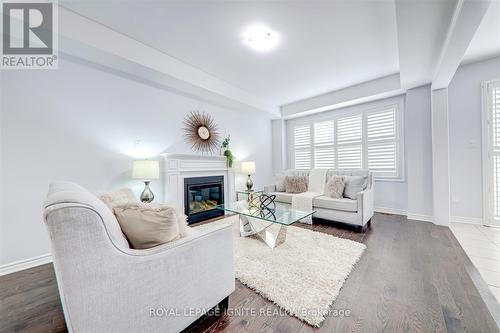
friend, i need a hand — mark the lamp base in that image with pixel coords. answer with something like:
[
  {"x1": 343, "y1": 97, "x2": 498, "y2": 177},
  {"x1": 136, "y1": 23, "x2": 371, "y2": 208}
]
[
  {"x1": 140, "y1": 181, "x2": 154, "y2": 203},
  {"x1": 246, "y1": 175, "x2": 254, "y2": 191}
]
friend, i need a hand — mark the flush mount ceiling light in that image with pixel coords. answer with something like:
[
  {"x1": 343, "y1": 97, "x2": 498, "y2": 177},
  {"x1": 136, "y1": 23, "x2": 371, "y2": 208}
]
[{"x1": 243, "y1": 25, "x2": 280, "y2": 52}]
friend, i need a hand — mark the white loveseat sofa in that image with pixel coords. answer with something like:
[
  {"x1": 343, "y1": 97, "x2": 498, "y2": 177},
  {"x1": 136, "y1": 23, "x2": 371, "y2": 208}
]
[
  {"x1": 43, "y1": 181, "x2": 235, "y2": 333},
  {"x1": 264, "y1": 169, "x2": 374, "y2": 231}
]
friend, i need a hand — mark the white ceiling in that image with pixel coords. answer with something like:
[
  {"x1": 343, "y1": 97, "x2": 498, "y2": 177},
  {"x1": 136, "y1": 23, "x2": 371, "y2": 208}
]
[
  {"x1": 462, "y1": 1, "x2": 500, "y2": 64},
  {"x1": 61, "y1": 1, "x2": 400, "y2": 106},
  {"x1": 60, "y1": 0, "x2": 498, "y2": 114}
]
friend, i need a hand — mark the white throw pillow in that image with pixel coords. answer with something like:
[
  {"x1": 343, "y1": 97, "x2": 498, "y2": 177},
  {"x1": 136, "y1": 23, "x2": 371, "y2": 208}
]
[
  {"x1": 343, "y1": 176, "x2": 367, "y2": 200},
  {"x1": 98, "y1": 188, "x2": 136, "y2": 210},
  {"x1": 325, "y1": 176, "x2": 345, "y2": 199},
  {"x1": 114, "y1": 202, "x2": 182, "y2": 249}
]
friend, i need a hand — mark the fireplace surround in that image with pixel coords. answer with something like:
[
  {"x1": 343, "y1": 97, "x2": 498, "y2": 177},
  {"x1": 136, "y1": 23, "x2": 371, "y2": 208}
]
[{"x1": 163, "y1": 153, "x2": 236, "y2": 223}]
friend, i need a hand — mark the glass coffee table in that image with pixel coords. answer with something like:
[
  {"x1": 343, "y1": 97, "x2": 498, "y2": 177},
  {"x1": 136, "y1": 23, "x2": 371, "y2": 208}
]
[{"x1": 217, "y1": 200, "x2": 314, "y2": 248}]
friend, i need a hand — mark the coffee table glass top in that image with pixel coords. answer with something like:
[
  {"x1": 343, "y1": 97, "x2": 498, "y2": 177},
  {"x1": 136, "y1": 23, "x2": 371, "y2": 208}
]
[{"x1": 216, "y1": 200, "x2": 314, "y2": 226}]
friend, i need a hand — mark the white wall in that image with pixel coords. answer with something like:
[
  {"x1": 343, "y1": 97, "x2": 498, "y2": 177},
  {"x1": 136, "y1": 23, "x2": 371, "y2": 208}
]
[
  {"x1": 0, "y1": 57, "x2": 274, "y2": 266},
  {"x1": 431, "y1": 88, "x2": 451, "y2": 226},
  {"x1": 271, "y1": 119, "x2": 287, "y2": 174},
  {"x1": 406, "y1": 85, "x2": 434, "y2": 219},
  {"x1": 448, "y1": 56, "x2": 500, "y2": 221}
]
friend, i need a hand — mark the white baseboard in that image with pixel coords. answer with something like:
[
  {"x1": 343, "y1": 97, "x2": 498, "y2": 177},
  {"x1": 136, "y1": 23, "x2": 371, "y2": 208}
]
[
  {"x1": 450, "y1": 216, "x2": 483, "y2": 225},
  {"x1": 375, "y1": 207, "x2": 436, "y2": 223},
  {"x1": 374, "y1": 206, "x2": 407, "y2": 216},
  {"x1": 407, "y1": 213, "x2": 434, "y2": 223},
  {"x1": 0, "y1": 253, "x2": 53, "y2": 276}
]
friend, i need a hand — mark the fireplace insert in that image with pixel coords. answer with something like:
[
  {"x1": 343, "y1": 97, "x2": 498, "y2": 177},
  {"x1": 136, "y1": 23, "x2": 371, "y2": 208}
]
[{"x1": 184, "y1": 176, "x2": 224, "y2": 224}]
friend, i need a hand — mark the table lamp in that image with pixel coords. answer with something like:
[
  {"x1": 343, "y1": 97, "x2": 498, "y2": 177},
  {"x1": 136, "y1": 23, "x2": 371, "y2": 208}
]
[
  {"x1": 241, "y1": 161, "x2": 256, "y2": 191},
  {"x1": 132, "y1": 159, "x2": 160, "y2": 203}
]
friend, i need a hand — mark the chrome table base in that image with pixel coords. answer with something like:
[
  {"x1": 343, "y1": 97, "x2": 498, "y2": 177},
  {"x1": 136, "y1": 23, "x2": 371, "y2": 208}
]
[{"x1": 239, "y1": 215, "x2": 287, "y2": 248}]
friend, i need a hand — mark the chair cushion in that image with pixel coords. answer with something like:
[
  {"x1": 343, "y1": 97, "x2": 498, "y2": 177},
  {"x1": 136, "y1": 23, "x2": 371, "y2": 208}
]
[
  {"x1": 270, "y1": 192, "x2": 294, "y2": 204},
  {"x1": 313, "y1": 195, "x2": 358, "y2": 212}
]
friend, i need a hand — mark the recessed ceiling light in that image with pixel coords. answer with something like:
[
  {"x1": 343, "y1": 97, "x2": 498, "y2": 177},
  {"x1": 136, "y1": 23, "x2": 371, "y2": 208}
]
[{"x1": 243, "y1": 24, "x2": 280, "y2": 52}]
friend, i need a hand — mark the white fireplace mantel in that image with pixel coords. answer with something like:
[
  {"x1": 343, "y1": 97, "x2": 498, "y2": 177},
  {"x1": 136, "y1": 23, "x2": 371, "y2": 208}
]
[{"x1": 161, "y1": 153, "x2": 236, "y2": 211}]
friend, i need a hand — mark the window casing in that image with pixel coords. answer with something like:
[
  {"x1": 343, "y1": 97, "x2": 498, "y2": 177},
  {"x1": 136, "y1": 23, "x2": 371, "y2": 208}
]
[{"x1": 290, "y1": 101, "x2": 403, "y2": 180}]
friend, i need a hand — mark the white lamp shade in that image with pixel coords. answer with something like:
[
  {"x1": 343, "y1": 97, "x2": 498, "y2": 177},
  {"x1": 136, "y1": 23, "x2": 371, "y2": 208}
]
[
  {"x1": 241, "y1": 161, "x2": 256, "y2": 174},
  {"x1": 132, "y1": 160, "x2": 160, "y2": 180}
]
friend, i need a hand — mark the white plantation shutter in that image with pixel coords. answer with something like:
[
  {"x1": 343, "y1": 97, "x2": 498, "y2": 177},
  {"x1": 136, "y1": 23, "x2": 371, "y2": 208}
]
[
  {"x1": 313, "y1": 121, "x2": 335, "y2": 168},
  {"x1": 367, "y1": 108, "x2": 398, "y2": 177},
  {"x1": 337, "y1": 115, "x2": 362, "y2": 169},
  {"x1": 294, "y1": 150, "x2": 312, "y2": 170},
  {"x1": 338, "y1": 145, "x2": 362, "y2": 169},
  {"x1": 294, "y1": 125, "x2": 311, "y2": 146},
  {"x1": 290, "y1": 102, "x2": 403, "y2": 178},
  {"x1": 490, "y1": 84, "x2": 500, "y2": 219},
  {"x1": 337, "y1": 115, "x2": 362, "y2": 143},
  {"x1": 294, "y1": 125, "x2": 312, "y2": 170},
  {"x1": 368, "y1": 143, "x2": 397, "y2": 171},
  {"x1": 495, "y1": 155, "x2": 500, "y2": 218}
]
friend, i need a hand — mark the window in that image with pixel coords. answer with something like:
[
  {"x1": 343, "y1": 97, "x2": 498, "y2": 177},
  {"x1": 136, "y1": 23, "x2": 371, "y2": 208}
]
[
  {"x1": 293, "y1": 125, "x2": 312, "y2": 170},
  {"x1": 492, "y1": 83, "x2": 500, "y2": 220},
  {"x1": 366, "y1": 108, "x2": 398, "y2": 177},
  {"x1": 482, "y1": 79, "x2": 500, "y2": 226},
  {"x1": 337, "y1": 115, "x2": 362, "y2": 169},
  {"x1": 291, "y1": 102, "x2": 402, "y2": 179},
  {"x1": 313, "y1": 121, "x2": 335, "y2": 168}
]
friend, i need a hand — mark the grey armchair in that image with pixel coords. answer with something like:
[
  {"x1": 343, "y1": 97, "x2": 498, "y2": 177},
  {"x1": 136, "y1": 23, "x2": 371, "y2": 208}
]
[{"x1": 43, "y1": 181, "x2": 234, "y2": 333}]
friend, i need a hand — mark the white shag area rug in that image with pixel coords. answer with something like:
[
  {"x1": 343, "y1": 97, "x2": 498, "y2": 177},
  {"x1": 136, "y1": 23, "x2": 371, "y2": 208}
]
[{"x1": 196, "y1": 218, "x2": 366, "y2": 327}]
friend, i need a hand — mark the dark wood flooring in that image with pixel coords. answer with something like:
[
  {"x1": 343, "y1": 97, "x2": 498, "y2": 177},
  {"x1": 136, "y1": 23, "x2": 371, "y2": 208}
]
[{"x1": 1, "y1": 213, "x2": 499, "y2": 333}]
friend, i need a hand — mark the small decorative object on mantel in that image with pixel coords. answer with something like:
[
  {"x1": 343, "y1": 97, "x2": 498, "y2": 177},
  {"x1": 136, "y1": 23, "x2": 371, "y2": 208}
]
[
  {"x1": 132, "y1": 159, "x2": 160, "y2": 203},
  {"x1": 221, "y1": 135, "x2": 234, "y2": 168},
  {"x1": 182, "y1": 111, "x2": 220, "y2": 154}
]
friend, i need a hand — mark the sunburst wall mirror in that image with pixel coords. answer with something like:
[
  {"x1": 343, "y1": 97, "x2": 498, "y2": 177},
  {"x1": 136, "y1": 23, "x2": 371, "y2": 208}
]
[{"x1": 183, "y1": 111, "x2": 220, "y2": 154}]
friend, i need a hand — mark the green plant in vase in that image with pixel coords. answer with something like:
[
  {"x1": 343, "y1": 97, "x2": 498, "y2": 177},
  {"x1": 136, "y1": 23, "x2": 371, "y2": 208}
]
[{"x1": 221, "y1": 135, "x2": 234, "y2": 168}]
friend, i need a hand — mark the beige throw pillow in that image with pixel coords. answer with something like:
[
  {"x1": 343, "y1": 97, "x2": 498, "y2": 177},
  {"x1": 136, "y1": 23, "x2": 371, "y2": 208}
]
[
  {"x1": 325, "y1": 176, "x2": 345, "y2": 199},
  {"x1": 285, "y1": 176, "x2": 308, "y2": 193},
  {"x1": 113, "y1": 202, "x2": 181, "y2": 249}
]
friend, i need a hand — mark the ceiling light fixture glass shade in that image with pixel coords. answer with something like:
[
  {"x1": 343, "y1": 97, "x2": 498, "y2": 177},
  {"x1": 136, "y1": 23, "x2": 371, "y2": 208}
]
[{"x1": 243, "y1": 24, "x2": 280, "y2": 52}]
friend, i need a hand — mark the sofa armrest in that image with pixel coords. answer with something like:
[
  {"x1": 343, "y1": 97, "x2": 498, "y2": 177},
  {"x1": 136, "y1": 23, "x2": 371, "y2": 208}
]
[
  {"x1": 264, "y1": 184, "x2": 276, "y2": 193},
  {"x1": 357, "y1": 187, "x2": 374, "y2": 225}
]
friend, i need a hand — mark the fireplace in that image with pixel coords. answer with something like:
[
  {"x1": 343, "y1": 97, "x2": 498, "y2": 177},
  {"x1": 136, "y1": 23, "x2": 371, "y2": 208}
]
[{"x1": 184, "y1": 176, "x2": 224, "y2": 224}]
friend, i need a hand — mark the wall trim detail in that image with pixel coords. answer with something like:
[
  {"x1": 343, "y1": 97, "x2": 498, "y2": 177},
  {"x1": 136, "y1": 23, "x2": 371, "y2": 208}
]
[
  {"x1": 450, "y1": 216, "x2": 483, "y2": 225},
  {"x1": 374, "y1": 206, "x2": 407, "y2": 216},
  {"x1": 375, "y1": 207, "x2": 437, "y2": 224},
  {"x1": 0, "y1": 253, "x2": 53, "y2": 276},
  {"x1": 407, "y1": 213, "x2": 434, "y2": 223}
]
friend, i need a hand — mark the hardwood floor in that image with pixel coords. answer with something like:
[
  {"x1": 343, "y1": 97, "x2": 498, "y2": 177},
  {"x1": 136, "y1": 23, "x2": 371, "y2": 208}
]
[{"x1": 1, "y1": 213, "x2": 499, "y2": 333}]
